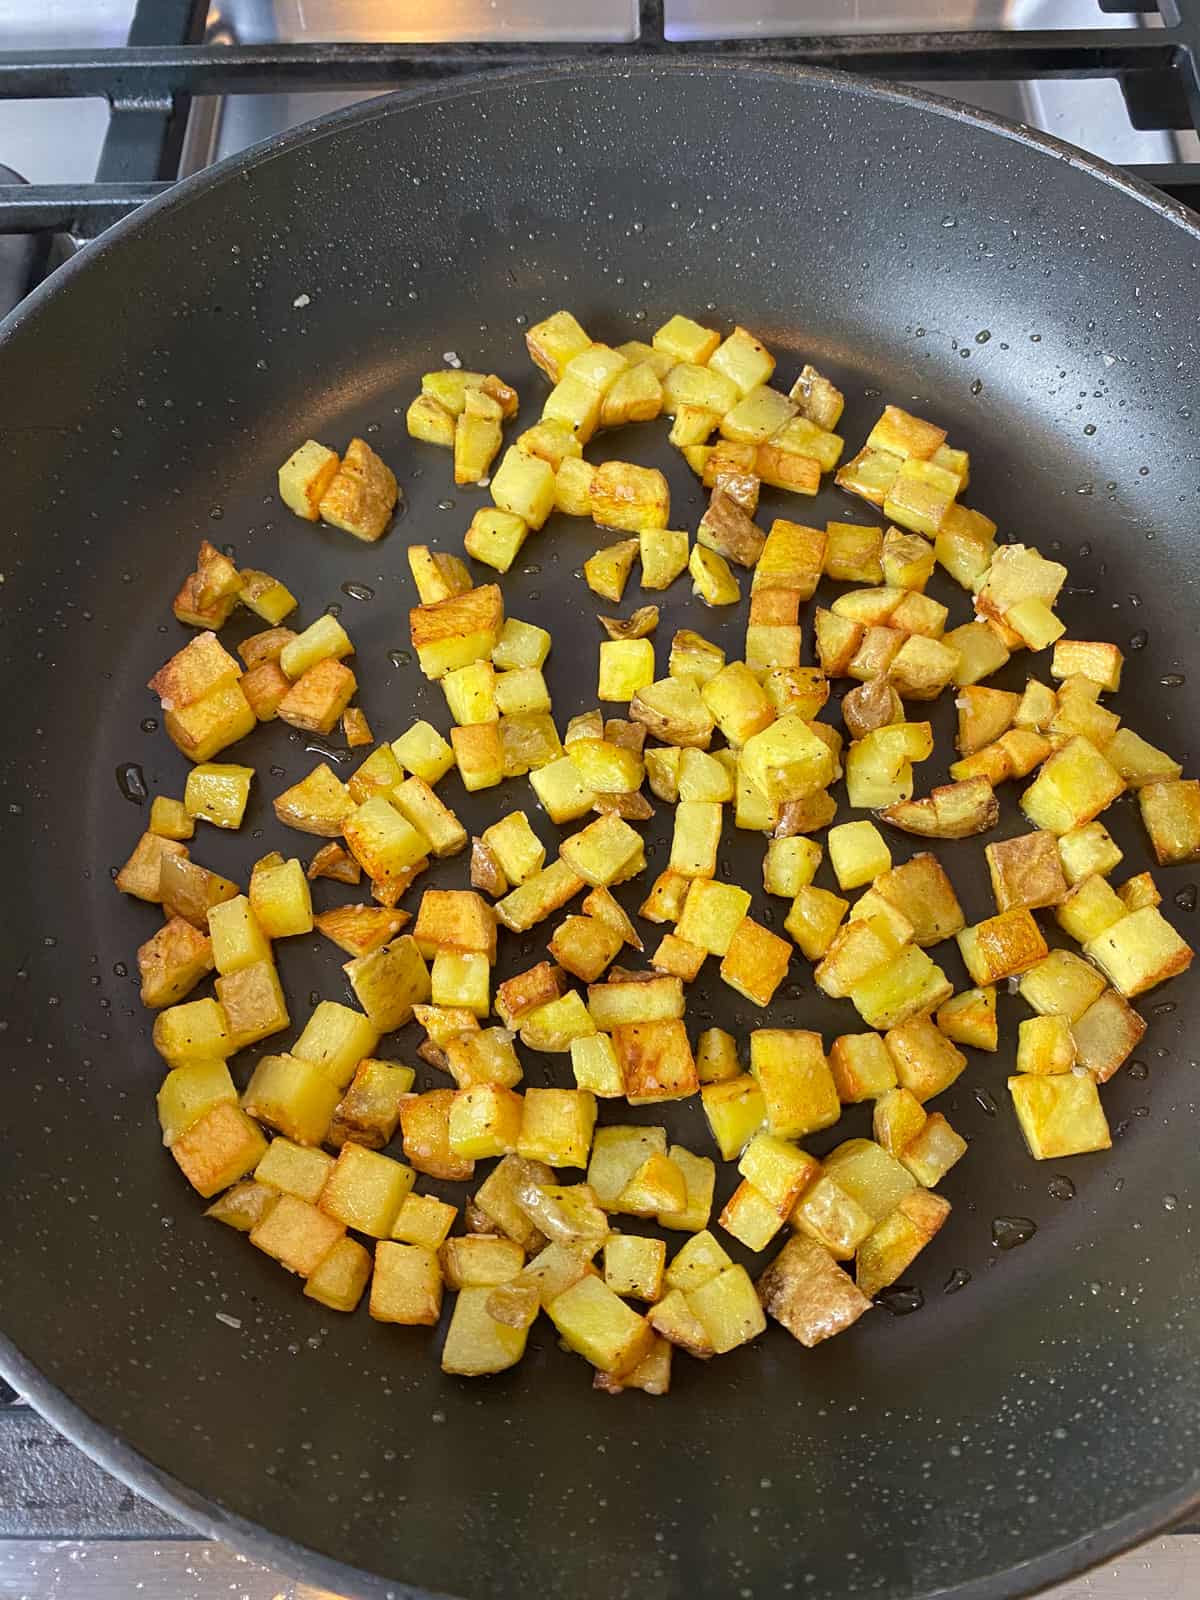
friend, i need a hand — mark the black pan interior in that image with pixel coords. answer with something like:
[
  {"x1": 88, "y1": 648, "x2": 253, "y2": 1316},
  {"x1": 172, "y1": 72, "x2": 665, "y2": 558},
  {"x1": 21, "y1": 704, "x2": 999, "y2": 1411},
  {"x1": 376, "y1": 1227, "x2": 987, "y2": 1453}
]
[{"x1": 1, "y1": 63, "x2": 1199, "y2": 1600}]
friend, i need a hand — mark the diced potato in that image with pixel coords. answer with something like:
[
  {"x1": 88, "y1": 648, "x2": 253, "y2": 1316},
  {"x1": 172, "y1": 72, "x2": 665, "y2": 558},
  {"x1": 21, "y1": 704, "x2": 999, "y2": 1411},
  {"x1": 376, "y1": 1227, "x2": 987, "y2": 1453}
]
[
  {"x1": 278, "y1": 438, "x2": 341, "y2": 521},
  {"x1": 686, "y1": 1263, "x2": 766, "y2": 1354},
  {"x1": 251, "y1": 1192, "x2": 345, "y2": 1278},
  {"x1": 583, "y1": 538, "x2": 638, "y2": 605},
  {"x1": 757, "y1": 1235, "x2": 871, "y2": 1347},
  {"x1": 516, "y1": 1088, "x2": 596, "y2": 1169},
  {"x1": 1136, "y1": 778, "x2": 1200, "y2": 866},
  {"x1": 343, "y1": 936, "x2": 430, "y2": 1032},
  {"x1": 1055, "y1": 874, "x2": 1127, "y2": 944},
  {"x1": 597, "y1": 638, "x2": 654, "y2": 705},
  {"x1": 205, "y1": 1180, "x2": 278, "y2": 1233},
  {"x1": 828, "y1": 1032, "x2": 897, "y2": 1102},
  {"x1": 207, "y1": 895, "x2": 270, "y2": 977},
  {"x1": 292, "y1": 1000, "x2": 379, "y2": 1090},
  {"x1": 329, "y1": 1058, "x2": 413, "y2": 1150},
  {"x1": 1008, "y1": 1072, "x2": 1111, "y2": 1160},
  {"x1": 857, "y1": 1190, "x2": 951, "y2": 1298},
  {"x1": 984, "y1": 829, "x2": 1067, "y2": 914},
  {"x1": 303, "y1": 1236, "x2": 373, "y2": 1314},
  {"x1": 600, "y1": 362, "x2": 663, "y2": 428},
  {"x1": 612, "y1": 1020, "x2": 699, "y2": 1104},
  {"x1": 317, "y1": 1142, "x2": 415, "y2": 1238},
  {"x1": 957, "y1": 908, "x2": 1048, "y2": 986},
  {"x1": 527, "y1": 309, "x2": 592, "y2": 382},
  {"x1": 1083, "y1": 905, "x2": 1193, "y2": 998},
  {"x1": 673, "y1": 877, "x2": 750, "y2": 958},
  {"x1": 700, "y1": 1074, "x2": 767, "y2": 1160},
  {"x1": 1071, "y1": 988, "x2": 1146, "y2": 1083},
  {"x1": 662, "y1": 361, "x2": 739, "y2": 417},
  {"x1": 138, "y1": 918, "x2": 214, "y2": 1010},
  {"x1": 441, "y1": 1286, "x2": 529, "y2": 1376},
  {"x1": 390, "y1": 1193, "x2": 458, "y2": 1249},
  {"x1": 720, "y1": 916, "x2": 793, "y2": 1006},
  {"x1": 314, "y1": 905, "x2": 407, "y2": 959},
  {"x1": 653, "y1": 314, "x2": 721, "y2": 365},
  {"x1": 172, "y1": 1101, "x2": 268, "y2": 1204},
  {"x1": 936, "y1": 987, "x2": 998, "y2": 1052},
  {"x1": 1117, "y1": 871, "x2": 1160, "y2": 912},
  {"x1": 602, "y1": 1235, "x2": 666, "y2": 1304},
  {"x1": 152, "y1": 996, "x2": 232, "y2": 1068},
  {"x1": 749, "y1": 1029, "x2": 838, "y2": 1140},
  {"x1": 369, "y1": 1241, "x2": 443, "y2": 1325},
  {"x1": 1016, "y1": 1014, "x2": 1075, "y2": 1076},
  {"x1": 548, "y1": 1275, "x2": 654, "y2": 1376},
  {"x1": 883, "y1": 1015, "x2": 966, "y2": 1103},
  {"x1": 1058, "y1": 820, "x2": 1123, "y2": 886},
  {"x1": 590, "y1": 461, "x2": 670, "y2": 534},
  {"x1": 617, "y1": 1152, "x2": 688, "y2": 1217},
  {"x1": 689, "y1": 543, "x2": 742, "y2": 607},
  {"x1": 738, "y1": 1133, "x2": 820, "y2": 1217},
  {"x1": 848, "y1": 944, "x2": 953, "y2": 1031},
  {"x1": 398, "y1": 1089, "x2": 474, "y2": 1183},
  {"x1": 156, "y1": 1058, "x2": 236, "y2": 1148},
  {"x1": 657, "y1": 1145, "x2": 715, "y2": 1234},
  {"x1": 273, "y1": 763, "x2": 354, "y2": 838},
  {"x1": 784, "y1": 884, "x2": 849, "y2": 960}
]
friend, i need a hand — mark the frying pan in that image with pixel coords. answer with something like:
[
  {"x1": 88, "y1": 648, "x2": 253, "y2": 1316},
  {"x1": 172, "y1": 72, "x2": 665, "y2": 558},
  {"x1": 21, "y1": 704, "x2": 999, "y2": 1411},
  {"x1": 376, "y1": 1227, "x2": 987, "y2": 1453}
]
[{"x1": 1, "y1": 60, "x2": 1198, "y2": 1600}]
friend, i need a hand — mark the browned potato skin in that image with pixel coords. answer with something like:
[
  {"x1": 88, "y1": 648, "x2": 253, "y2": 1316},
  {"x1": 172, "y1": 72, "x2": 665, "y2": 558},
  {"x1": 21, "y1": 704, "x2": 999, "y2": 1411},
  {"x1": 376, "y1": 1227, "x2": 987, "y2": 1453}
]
[
  {"x1": 882, "y1": 777, "x2": 999, "y2": 839},
  {"x1": 757, "y1": 1235, "x2": 871, "y2": 1347}
]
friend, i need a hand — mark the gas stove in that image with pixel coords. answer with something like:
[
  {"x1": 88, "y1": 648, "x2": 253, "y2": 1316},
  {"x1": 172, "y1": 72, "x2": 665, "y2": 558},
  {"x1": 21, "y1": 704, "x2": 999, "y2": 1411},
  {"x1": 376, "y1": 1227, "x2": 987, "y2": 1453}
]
[{"x1": 1, "y1": 3, "x2": 1199, "y2": 1595}]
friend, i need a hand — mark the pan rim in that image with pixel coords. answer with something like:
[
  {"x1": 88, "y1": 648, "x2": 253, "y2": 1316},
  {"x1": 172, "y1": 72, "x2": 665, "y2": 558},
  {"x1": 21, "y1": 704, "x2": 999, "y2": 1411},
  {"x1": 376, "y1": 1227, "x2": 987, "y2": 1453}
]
[{"x1": 1, "y1": 55, "x2": 1198, "y2": 1600}]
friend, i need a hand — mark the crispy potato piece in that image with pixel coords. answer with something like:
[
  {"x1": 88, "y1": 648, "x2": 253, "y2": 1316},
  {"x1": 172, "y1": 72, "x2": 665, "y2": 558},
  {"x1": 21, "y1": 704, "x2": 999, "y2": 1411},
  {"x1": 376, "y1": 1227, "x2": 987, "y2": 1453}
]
[{"x1": 882, "y1": 777, "x2": 998, "y2": 840}]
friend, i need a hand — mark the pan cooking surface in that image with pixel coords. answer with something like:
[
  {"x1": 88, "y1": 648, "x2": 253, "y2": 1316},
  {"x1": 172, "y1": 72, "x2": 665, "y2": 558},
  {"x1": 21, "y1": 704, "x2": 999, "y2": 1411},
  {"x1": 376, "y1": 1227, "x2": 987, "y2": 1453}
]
[{"x1": 0, "y1": 63, "x2": 1198, "y2": 1600}]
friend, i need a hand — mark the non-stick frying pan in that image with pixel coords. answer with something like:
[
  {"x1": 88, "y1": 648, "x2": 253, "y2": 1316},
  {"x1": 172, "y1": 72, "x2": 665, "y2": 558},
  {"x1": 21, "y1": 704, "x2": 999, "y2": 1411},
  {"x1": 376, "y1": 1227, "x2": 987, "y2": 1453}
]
[{"x1": 1, "y1": 61, "x2": 1198, "y2": 1600}]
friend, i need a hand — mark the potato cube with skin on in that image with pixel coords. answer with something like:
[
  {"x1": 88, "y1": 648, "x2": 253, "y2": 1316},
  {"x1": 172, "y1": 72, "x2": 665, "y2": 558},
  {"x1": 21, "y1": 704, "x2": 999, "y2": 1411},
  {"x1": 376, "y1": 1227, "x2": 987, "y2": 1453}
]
[
  {"x1": 317, "y1": 438, "x2": 397, "y2": 542},
  {"x1": 957, "y1": 909, "x2": 1048, "y2": 985},
  {"x1": 251, "y1": 1192, "x2": 345, "y2": 1278},
  {"x1": 216, "y1": 956, "x2": 288, "y2": 1051},
  {"x1": 329, "y1": 1058, "x2": 414, "y2": 1150},
  {"x1": 277, "y1": 659, "x2": 356, "y2": 736},
  {"x1": 369, "y1": 1241, "x2": 443, "y2": 1325},
  {"x1": 985, "y1": 829, "x2": 1068, "y2": 913},
  {"x1": 273, "y1": 764, "x2": 354, "y2": 838},
  {"x1": 1008, "y1": 1073, "x2": 1111, "y2": 1160},
  {"x1": 757, "y1": 1235, "x2": 871, "y2": 1347},
  {"x1": 399, "y1": 1090, "x2": 474, "y2": 1183},
  {"x1": 1083, "y1": 906, "x2": 1194, "y2": 998},
  {"x1": 936, "y1": 987, "x2": 998, "y2": 1052}
]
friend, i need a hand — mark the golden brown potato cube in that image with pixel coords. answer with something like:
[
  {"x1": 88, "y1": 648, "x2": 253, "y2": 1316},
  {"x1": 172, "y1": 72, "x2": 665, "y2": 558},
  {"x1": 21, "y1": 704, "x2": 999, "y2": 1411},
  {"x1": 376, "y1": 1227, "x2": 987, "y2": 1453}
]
[
  {"x1": 156, "y1": 1060, "x2": 236, "y2": 1149},
  {"x1": 409, "y1": 582, "x2": 503, "y2": 682},
  {"x1": 329, "y1": 1058, "x2": 414, "y2": 1150},
  {"x1": 274, "y1": 763, "x2": 354, "y2": 838},
  {"x1": 865, "y1": 854, "x2": 963, "y2": 948},
  {"x1": 250, "y1": 1192, "x2": 345, "y2": 1278},
  {"x1": 162, "y1": 679, "x2": 256, "y2": 765},
  {"x1": 399, "y1": 1089, "x2": 474, "y2": 1182},
  {"x1": 757, "y1": 1235, "x2": 871, "y2": 1347},
  {"x1": 790, "y1": 1177, "x2": 876, "y2": 1260},
  {"x1": 653, "y1": 313, "x2": 720, "y2": 365},
  {"x1": 1057, "y1": 819, "x2": 1123, "y2": 887},
  {"x1": 612, "y1": 1021, "x2": 699, "y2": 1105},
  {"x1": 516, "y1": 1088, "x2": 597, "y2": 1169},
  {"x1": 822, "y1": 1139, "x2": 918, "y2": 1224},
  {"x1": 617, "y1": 1152, "x2": 688, "y2": 1218},
  {"x1": 1020, "y1": 735, "x2": 1124, "y2": 835},
  {"x1": 369, "y1": 1241, "x2": 442, "y2": 1325},
  {"x1": 275, "y1": 658, "x2": 356, "y2": 736},
  {"x1": 1117, "y1": 872, "x2": 1161, "y2": 913},
  {"x1": 170, "y1": 1102, "x2": 266, "y2": 1199},
  {"x1": 1008, "y1": 1073, "x2": 1111, "y2": 1160},
  {"x1": 138, "y1": 917, "x2": 213, "y2": 1009},
  {"x1": 302, "y1": 1235, "x2": 372, "y2": 1314},
  {"x1": 343, "y1": 936, "x2": 430, "y2": 1033},
  {"x1": 717, "y1": 1178, "x2": 786, "y2": 1253},
  {"x1": 314, "y1": 905, "x2": 408, "y2": 959},
  {"x1": 240, "y1": 660, "x2": 290, "y2": 722},
  {"x1": 158, "y1": 855, "x2": 239, "y2": 930},
  {"x1": 411, "y1": 888, "x2": 497, "y2": 963},
  {"x1": 872, "y1": 1085, "x2": 927, "y2": 1160},
  {"x1": 444, "y1": 1029, "x2": 523, "y2": 1092},
  {"x1": 600, "y1": 362, "x2": 663, "y2": 428},
  {"x1": 957, "y1": 908, "x2": 1048, "y2": 985},
  {"x1": 548, "y1": 914, "x2": 623, "y2": 983},
  {"x1": 241, "y1": 1053, "x2": 340, "y2": 1146},
  {"x1": 1083, "y1": 905, "x2": 1194, "y2": 998},
  {"x1": 883, "y1": 1015, "x2": 966, "y2": 1103},
  {"x1": 1137, "y1": 778, "x2": 1200, "y2": 865},
  {"x1": 317, "y1": 438, "x2": 398, "y2": 543},
  {"x1": 277, "y1": 439, "x2": 340, "y2": 521},
  {"x1": 1016, "y1": 1014, "x2": 1075, "y2": 1076},
  {"x1": 856, "y1": 1190, "x2": 951, "y2": 1299},
  {"x1": 590, "y1": 460, "x2": 670, "y2": 534},
  {"x1": 985, "y1": 829, "x2": 1068, "y2": 913},
  {"x1": 495, "y1": 860, "x2": 586, "y2": 934},
  {"x1": 720, "y1": 916, "x2": 792, "y2": 1007},
  {"x1": 784, "y1": 884, "x2": 849, "y2": 961},
  {"x1": 814, "y1": 915, "x2": 901, "y2": 1001},
  {"x1": 956, "y1": 684, "x2": 1020, "y2": 757},
  {"x1": 490, "y1": 964, "x2": 564, "y2": 1031},
  {"x1": 848, "y1": 944, "x2": 952, "y2": 1032},
  {"x1": 1071, "y1": 988, "x2": 1146, "y2": 1083},
  {"x1": 651, "y1": 932, "x2": 707, "y2": 982},
  {"x1": 1050, "y1": 638, "x2": 1123, "y2": 693},
  {"x1": 749, "y1": 1029, "x2": 838, "y2": 1140},
  {"x1": 588, "y1": 975, "x2": 686, "y2": 1029},
  {"x1": 391, "y1": 1193, "x2": 458, "y2": 1249},
  {"x1": 936, "y1": 987, "x2": 998, "y2": 1052},
  {"x1": 439, "y1": 1236, "x2": 526, "y2": 1291},
  {"x1": 526, "y1": 309, "x2": 591, "y2": 382},
  {"x1": 828, "y1": 1032, "x2": 897, "y2": 1103}
]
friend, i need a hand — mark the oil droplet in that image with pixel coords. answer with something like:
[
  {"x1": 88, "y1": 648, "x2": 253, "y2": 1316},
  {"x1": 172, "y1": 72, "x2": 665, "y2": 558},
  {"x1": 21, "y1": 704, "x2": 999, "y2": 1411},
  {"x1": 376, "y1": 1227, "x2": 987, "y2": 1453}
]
[
  {"x1": 208, "y1": 505, "x2": 224, "y2": 521},
  {"x1": 973, "y1": 1088, "x2": 998, "y2": 1117},
  {"x1": 1083, "y1": 423, "x2": 1096, "y2": 436},
  {"x1": 437, "y1": 499, "x2": 455, "y2": 512},
  {"x1": 1173, "y1": 885, "x2": 1196, "y2": 912},
  {"x1": 325, "y1": 602, "x2": 342, "y2": 618},
  {"x1": 269, "y1": 764, "x2": 286, "y2": 779},
  {"x1": 388, "y1": 649, "x2": 413, "y2": 669},
  {"x1": 140, "y1": 717, "x2": 158, "y2": 733},
  {"x1": 1047, "y1": 1176, "x2": 1075, "y2": 1201},
  {"x1": 340, "y1": 581, "x2": 375, "y2": 602},
  {"x1": 876, "y1": 1286, "x2": 923, "y2": 1316},
  {"x1": 1152, "y1": 1000, "x2": 1177, "y2": 1016},
  {"x1": 992, "y1": 1216, "x2": 1037, "y2": 1250},
  {"x1": 943, "y1": 1267, "x2": 971, "y2": 1295},
  {"x1": 522, "y1": 565, "x2": 542, "y2": 577},
  {"x1": 116, "y1": 763, "x2": 148, "y2": 805},
  {"x1": 1128, "y1": 629, "x2": 1148, "y2": 651},
  {"x1": 1163, "y1": 1194, "x2": 1179, "y2": 1212},
  {"x1": 308, "y1": 990, "x2": 321, "y2": 1007},
  {"x1": 1127, "y1": 1059, "x2": 1149, "y2": 1080},
  {"x1": 974, "y1": 329, "x2": 991, "y2": 344},
  {"x1": 969, "y1": 379, "x2": 983, "y2": 396},
  {"x1": 112, "y1": 961, "x2": 128, "y2": 978},
  {"x1": 305, "y1": 739, "x2": 348, "y2": 765},
  {"x1": 1160, "y1": 673, "x2": 1186, "y2": 688}
]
